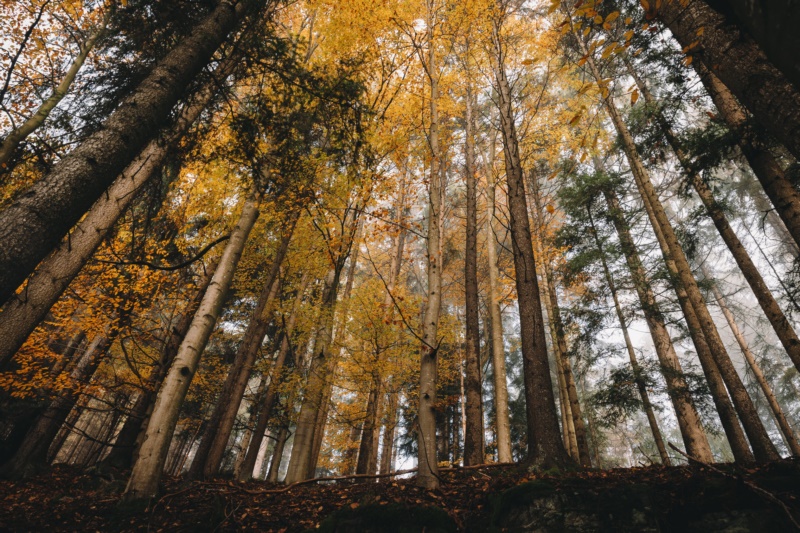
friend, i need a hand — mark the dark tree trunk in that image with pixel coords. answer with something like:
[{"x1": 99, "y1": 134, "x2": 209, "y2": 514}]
[{"x1": 656, "y1": 0, "x2": 800, "y2": 160}]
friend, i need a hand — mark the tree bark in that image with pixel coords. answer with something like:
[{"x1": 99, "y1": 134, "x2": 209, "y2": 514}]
[
  {"x1": 379, "y1": 392, "x2": 399, "y2": 474},
  {"x1": 416, "y1": 0, "x2": 444, "y2": 489},
  {"x1": 0, "y1": 0, "x2": 270, "y2": 306},
  {"x1": 484, "y1": 172, "x2": 512, "y2": 463},
  {"x1": 463, "y1": 88, "x2": 484, "y2": 466},
  {"x1": 492, "y1": 11, "x2": 569, "y2": 467},
  {"x1": 654, "y1": 0, "x2": 800, "y2": 161},
  {"x1": 531, "y1": 175, "x2": 591, "y2": 467},
  {"x1": 267, "y1": 426, "x2": 289, "y2": 483},
  {"x1": 123, "y1": 196, "x2": 260, "y2": 502}
]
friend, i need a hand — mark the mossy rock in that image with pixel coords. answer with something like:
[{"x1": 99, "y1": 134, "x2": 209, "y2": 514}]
[{"x1": 312, "y1": 503, "x2": 457, "y2": 533}]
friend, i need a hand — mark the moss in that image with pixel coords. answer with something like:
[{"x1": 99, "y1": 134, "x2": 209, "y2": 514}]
[
  {"x1": 312, "y1": 503, "x2": 457, "y2": 533},
  {"x1": 490, "y1": 479, "x2": 556, "y2": 525}
]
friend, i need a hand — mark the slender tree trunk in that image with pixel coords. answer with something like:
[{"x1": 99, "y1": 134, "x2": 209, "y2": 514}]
[
  {"x1": 284, "y1": 267, "x2": 342, "y2": 483},
  {"x1": 0, "y1": 0, "x2": 271, "y2": 306},
  {"x1": 0, "y1": 51, "x2": 242, "y2": 367},
  {"x1": 579, "y1": 40, "x2": 777, "y2": 463},
  {"x1": 485, "y1": 174, "x2": 512, "y2": 463},
  {"x1": 599, "y1": 177, "x2": 714, "y2": 461},
  {"x1": 463, "y1": 88, "x2": 484, "y2": 466},
  {"x1": 587, "y1": 208, "x2": 671, "y2": 465},
  {"x1": 123, "y1": 197, "x2": 260, "y2": 502},
  {"x1": 237, "y1": 271, "x2": 311, "y2": 481},
  {"x1": 356, "y1": 377, "x2": 381, "y2": 474},
  {"x1": 416, "y1": 1, "x2": 444, "y2": 489},
  {"x1": 691, "y1": 58, "x2": 800, "y2": 252},
  {"x1": 191, "y1": 213, "x2": 297, "y2": 479},
  {"x1": 267, "y1": 426, "x2": 289, "y2": 483},
  {"x1": 705, "y1": 269, "x2": 800, "y2": 456},
  {"x1": 379, "y1": 392, "x2": 398, "y2": 474},
  {"x1": 0, "y1": 13, "x2": 109, "y2": 170},
  {"x1": 492, "y1": 13, "x2": 568, "y2": 467},
  {"x1": 628, "y1": 61, "x2": 800, "y2": 375},
  {"x1": 655, "y1": 0, "x2": 800, "y2": 161},
  {"x1": 531, "y1": 176, "x2": 591, "y2": 467}
]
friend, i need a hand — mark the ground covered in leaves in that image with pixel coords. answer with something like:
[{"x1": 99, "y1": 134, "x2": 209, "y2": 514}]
[{"x1": 1, "y1": 460, "x2": 799, "y2": 531}]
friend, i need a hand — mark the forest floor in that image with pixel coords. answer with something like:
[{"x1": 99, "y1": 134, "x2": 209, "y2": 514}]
[{"x1": 1, "y1": 460, "x2": 800, "y2": 531}]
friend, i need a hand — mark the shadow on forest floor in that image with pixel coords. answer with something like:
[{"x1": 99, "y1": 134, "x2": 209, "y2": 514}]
[{"x1": 1, "y1": 460, "x2": 800, "y2": 531}]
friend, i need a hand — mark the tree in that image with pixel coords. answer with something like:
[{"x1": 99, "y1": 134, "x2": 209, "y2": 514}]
[{"x1": 0, "y1": 0, "x2": 273, "y2": 306}]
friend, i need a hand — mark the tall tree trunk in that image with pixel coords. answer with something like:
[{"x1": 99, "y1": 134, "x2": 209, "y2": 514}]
[
  {"x1": 190, "y1": 213, "x2": 297, "y2": 479},
  {"x1": 0, "y1": 0, "x2": 271, "y2": 306},
  {"x1": 284, "y1": 267, "x2": 343, "y2": 483},
  {"x1": 599, "y1": 177, "x2": 714, "y2": 462},
  {"x1": 484, "y1": 173, "x2": 512, "y2": 463},
  {"x1": 267, "y1": 426, "x2": 289, "y2": 483},
  {"x1": 104, "y1": 260, "x2": 219, "y2": 469},
  {"x1": 628, "y1": 61, "x2": 800, "y2": 375},
  {"x1": 531, "y1": 175, "x2": 591, "y2": 467},
  {"x1": 356, "y1": 377, "x2": 381, "y2": 475},
  {"x1": 463, "y1": 88, "x2": 484, "y2": 466},
  {"x1": 416, "y1": 0, "x2": 444, "y2": 489},
  {"x1": 379, "y1": 392, "x2": 399, "y2": 474},
  {"x1": 123, "y1": 197, "x2": 260, "y2": 502},
  {"x1": 0, "y1": 51, "x2": 243, "y2": 367},
  {"x1": 587, "y1": 208, "x2": 671, "y2": 465},
  {"x1": 654, "y1": 0, "x2": 800, "y2": 161},
  {"x1": 704, "y1": 268, "x2": 800, "y2": 456},
  {"x1": 237, "y1": 271, "x2": 311, "y2": 481},
  {"x1": 0, "y1": 12, "x2": 109, "y2": 170},
  {"x1": 492, "y1": 12, "x2": 568, "y2": 467},
  {"x1": 692, "y1": 59, "x2": 800, "y2": 253},
  {"x1": 579, "y1": 39, "x2": 777, "y2": 463}
]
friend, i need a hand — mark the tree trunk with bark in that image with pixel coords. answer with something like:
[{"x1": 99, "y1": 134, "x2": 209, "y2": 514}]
[
  {"x1": 416, "y1": 1, "x2": 444, "y2": 489},
  {"x1": 123, "y1": 197, "x2": 260, "y2": 502},
  {"x1": 628, "y1": 61, "x2": 800, "y2": 375},
  {"x1": 0, "y1": 0, "x2": 271, "y2": 306},
  {"x1": 654, "y1": 0, "x2": 800, "y2": 161},
  {"x1": 492, "y1": 12, "x2": 569, "y2": 468},
  {"x1": 484, "y1": 173, "x2": 512, "y2": 463},
  {"x1": 599, "y1": 180, "x2": 714, "y2": 462},
  {"x1": 463, "y1": 88, "x2": 484, "y2": 466},
  {"x1": 704, "y1": 268, "x2": 800, "y2": 456},
  {"x1": 587, "y1": 208, "x2": 671, "y2": 465}
]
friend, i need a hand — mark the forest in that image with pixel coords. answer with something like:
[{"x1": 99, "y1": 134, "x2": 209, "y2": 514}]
[{"x1": 2, "y1": 0, "x2": 800, "y2": 530}]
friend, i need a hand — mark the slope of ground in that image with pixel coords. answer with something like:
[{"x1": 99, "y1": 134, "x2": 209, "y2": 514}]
[{"x1": 1, "y1": 460, "x2": 799, "y2": 531}]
